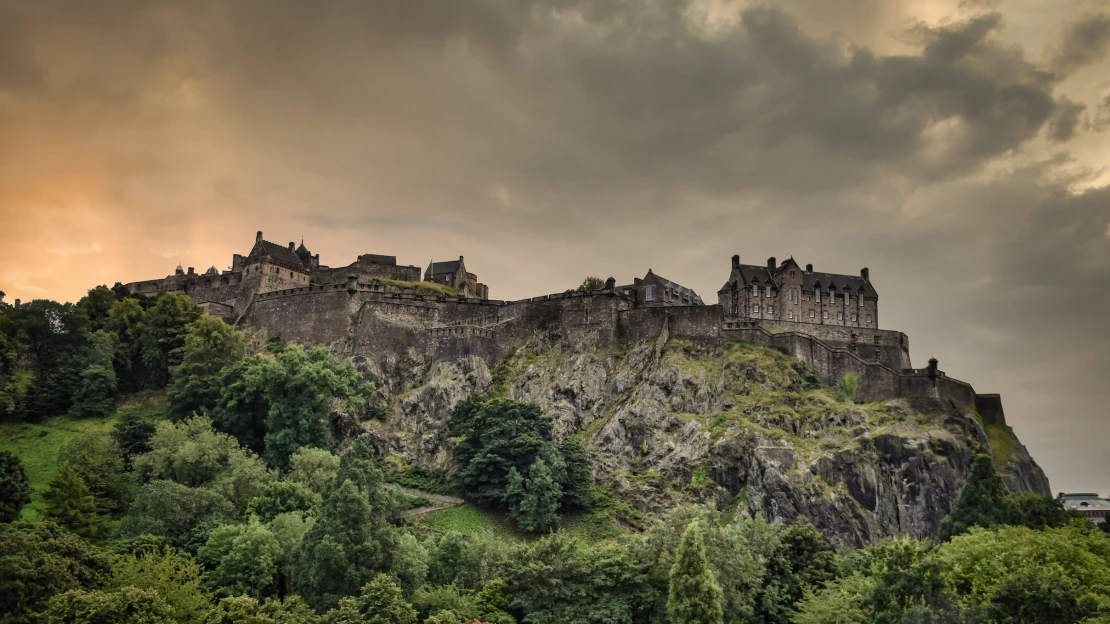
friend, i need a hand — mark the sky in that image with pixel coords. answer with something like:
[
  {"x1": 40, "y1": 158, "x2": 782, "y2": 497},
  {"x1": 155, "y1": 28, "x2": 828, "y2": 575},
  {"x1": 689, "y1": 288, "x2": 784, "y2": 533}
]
[{"x1": 1, "y1": 0, "x2": 1108, "y2": 494}]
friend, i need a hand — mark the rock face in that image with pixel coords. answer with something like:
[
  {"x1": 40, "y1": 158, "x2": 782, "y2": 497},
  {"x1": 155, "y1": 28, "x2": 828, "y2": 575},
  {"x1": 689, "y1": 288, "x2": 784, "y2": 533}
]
[{"x1": 360, "y1": 329, "x2": 1050, "y2": 549}]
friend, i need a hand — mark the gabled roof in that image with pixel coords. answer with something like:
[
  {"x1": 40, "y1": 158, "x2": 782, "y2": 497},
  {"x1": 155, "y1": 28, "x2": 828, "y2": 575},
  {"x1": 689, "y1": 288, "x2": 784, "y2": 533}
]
[
  {"x1": 719, "y1": 259, "x2": 878, "y2": 298},
  {"x1": 642, "y1": 270, "x2": 704, "y2": 304},
  {"x1": 427, "y1": 260, "x2": 462, "y2": 275},
  {"x1": 247, "y1": 240, "x2": 308, "y2": 271}
]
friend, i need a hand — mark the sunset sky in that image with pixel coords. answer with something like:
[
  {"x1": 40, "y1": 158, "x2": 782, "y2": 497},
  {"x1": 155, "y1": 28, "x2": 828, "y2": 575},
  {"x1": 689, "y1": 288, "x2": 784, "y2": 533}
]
[{"x1": 1, "y1": 0, "x2": 1108, "y2": 494}]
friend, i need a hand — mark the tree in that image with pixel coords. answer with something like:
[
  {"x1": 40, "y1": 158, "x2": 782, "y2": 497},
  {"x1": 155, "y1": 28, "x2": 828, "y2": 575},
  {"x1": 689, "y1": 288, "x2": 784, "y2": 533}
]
[
  {"x1": 554, "y1": 437, "x2": 592, "y2": 511},
  {"x1": 0, "y1": 522, "x2": 112, "y2": 624},
  {"x1": 118, "y1": 480, "x2": 237, "y2": 552},
  {"x1": 199, "y1": 517, "x2": 283, "y2": 599},
  {"x1": 288, "y1": 446, "x2": 340, "y2": 494},
  {"x1": 140, "y1": 292, "x2": 201, "y2": 388},
  {"x1": 939, "y1": 455, "x2": 1011, "y2": 540},
  {"x1": 109, "y1": 548, "x2": 211, "y2": 624},
  {"x1": 57, "y1": 434, "x2": 133, "y2": 516},
  {"x1": 668, "y1": 521, "x2": 724, "y2": 624},
  {"x1": 43, "y1": 462, "x2": 109, "y2": 540},
  {"x1": 324, "y1": 574, "x2": 418, "y2": 624},
  {"x1": 215, "y1": 344, "x2": 373, "y2": 470},
  {"x1": 0, "y1": 450, "x2": 32, "y2": 522},
  {"x1": 505, "y1": 458, "x2": 561, "y2": 533},
  {"x1": 246, "y1": 480, "x2": 318, "y2": 521},
  {"x1": 43, "y1": 586, "x2": 174, "y2": 624},
  {"x1": 111, "y1": 406, "x2": 158, "y2": 467},
  {"x1": 70, "y1": 330, "x2": 119, "y2": 419},
  {"x1": 576, "y1": 277, "x2": 606, "y2": 293},
  {"x1": 756, "y1": 521, "x2": 838, "y2": 623},
  {"x1": 205, "y1": 595, "x2": 320, "y2": 624},
  {"x1": 168, "y1": 316, "x2": 245, "y2": 419}
]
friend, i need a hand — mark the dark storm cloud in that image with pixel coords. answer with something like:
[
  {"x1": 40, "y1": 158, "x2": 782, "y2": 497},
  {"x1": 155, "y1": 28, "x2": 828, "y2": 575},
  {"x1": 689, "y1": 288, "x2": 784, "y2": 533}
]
[
  {"x1": 1, "y1": 0, "x2": 1109, "y2": 491},
  {"x1": 1051, "y1": 11, "x2": 1110, "y2": 75}
]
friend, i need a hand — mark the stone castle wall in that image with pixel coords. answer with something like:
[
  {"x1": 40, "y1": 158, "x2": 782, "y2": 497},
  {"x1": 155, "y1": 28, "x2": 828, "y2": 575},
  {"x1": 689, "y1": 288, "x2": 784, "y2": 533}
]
[{"x1": 240, "y1": 286, "x2": 998, "y2": 419}]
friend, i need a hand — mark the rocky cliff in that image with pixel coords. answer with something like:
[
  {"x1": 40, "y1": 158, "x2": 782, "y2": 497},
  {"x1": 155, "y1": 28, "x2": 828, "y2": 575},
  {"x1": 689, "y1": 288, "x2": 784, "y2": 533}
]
[{"x1": 357, "y1": 326, "x2": 1050, "y2": 548}]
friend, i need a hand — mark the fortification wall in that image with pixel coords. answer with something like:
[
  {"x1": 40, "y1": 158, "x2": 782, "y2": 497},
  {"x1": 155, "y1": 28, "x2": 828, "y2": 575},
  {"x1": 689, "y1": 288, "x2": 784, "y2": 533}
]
[
  {"x1": 756, "y1": 320, "x2": 911, "y2": 369},
  {"x1": 249, "y1": 285, "x2": 356, "y2": 346}
]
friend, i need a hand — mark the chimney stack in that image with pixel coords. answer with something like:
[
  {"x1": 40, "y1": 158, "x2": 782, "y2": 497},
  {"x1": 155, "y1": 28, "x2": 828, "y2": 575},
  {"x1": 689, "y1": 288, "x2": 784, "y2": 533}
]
[
  {"x1": 256, "y1": 231, "x2": 263, "y2": 243},
  {"x1": 605, "y1": 277, "x2": 616, "y2": 291},
  {"x1": 289, "y1": 242, "x2": 295, "y2": 251},
  {"x1": 805, "y1": 264, "x2": 813, "y2": 273},
  {"x1": 767, "y1": 257, "x2": 776, "y2": 270},
  {"x1": 861, "y1": 267, "x2": 870, "y2": 281},
  {"x1": 187, "y1": 267, "x2": 195, "y2": 276},
  {"x1": 732, "y1": 254, "x2": 740, "y2": 268},
  {"x1": 459, "y1": 255, "x2": 464, "y2": 263}
]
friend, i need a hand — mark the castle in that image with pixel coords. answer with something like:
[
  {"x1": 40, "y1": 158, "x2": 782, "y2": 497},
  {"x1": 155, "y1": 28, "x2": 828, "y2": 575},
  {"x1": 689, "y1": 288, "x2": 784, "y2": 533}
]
[{"x1": 124, "y1": 230, "x2": 1008, "y2": 428}]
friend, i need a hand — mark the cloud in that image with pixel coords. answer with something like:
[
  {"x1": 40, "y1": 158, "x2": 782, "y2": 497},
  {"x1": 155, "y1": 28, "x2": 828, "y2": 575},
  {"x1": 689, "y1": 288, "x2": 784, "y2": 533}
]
[{"x1": 0, "y1": 0, "x2": 1109, "y2": 493}]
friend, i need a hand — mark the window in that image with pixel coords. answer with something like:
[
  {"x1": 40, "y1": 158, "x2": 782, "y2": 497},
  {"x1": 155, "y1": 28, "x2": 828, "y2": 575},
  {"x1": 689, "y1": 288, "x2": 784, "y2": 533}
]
[
  {"x1": 822, "y1": 311, "x2": 829, "y2": 319},
  {"x1": 765, "y1": 286, "x2": 771, "y2": 298},
  {"x1": 837, "y1": 311, "x2": 843, "y2": 320},
  {"x1": 792, "y1": 289, "x2": 799, "y2": 304},
  {"x1": 845, "y1": 294, "x2": 850, "y2": 307},
  {"x1": 815, "y1": 291, "x2": 821, "y2": 303},
  {"x1": 851, "y1": 313, "x2": 857, "y2": 322},
  {"x1": 645, "y1": 285, "x2": 655, "y2": 301},
  {"x1": 859, "y1": 296, "x2": 864, "y2": 307},
  {"x1": 790, "y1": 270, "x2": 795, "y2": 278},
  {"x1": 752, "y1": 285, "x2": 759, "y2": 298},
  {"x1": 767, "y1": 305, "x2": 774, "y2": 314},
  {"x1": 809, "y1": 309, "x2": 815, "y2": 318},
  {"x1": 787, "y1": 311, "x2": 793, "y2": 320},
  {"x1": 866, "y1": 314, "x2": 873, "y2": 324},
  {"x1": 753, "y1": 304, "x2": 760, "y2": 314}
]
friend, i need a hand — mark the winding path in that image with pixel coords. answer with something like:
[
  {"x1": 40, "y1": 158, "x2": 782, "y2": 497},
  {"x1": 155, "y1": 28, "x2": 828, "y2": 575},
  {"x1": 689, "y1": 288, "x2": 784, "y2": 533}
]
[{"x1": 396, "y1": 485, "x2": 464, "y2": 516}]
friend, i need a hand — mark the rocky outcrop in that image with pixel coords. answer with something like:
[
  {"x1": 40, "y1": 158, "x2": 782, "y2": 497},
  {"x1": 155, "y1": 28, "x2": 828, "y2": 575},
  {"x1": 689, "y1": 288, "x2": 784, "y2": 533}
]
[{"x1": 359, "y1": 329, "x2": 1050, "y2": 549}]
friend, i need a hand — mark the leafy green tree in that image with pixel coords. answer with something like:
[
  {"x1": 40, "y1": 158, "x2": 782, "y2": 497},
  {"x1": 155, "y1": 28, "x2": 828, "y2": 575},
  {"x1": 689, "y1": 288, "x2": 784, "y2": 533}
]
[
  {"x1": 109, "y1": 547, "x2": 212, "y2": 624},
  {"x1": 756, "y1": 521, "x2": 838, "y2": 623},
  {"x1": 667, "y1": 521, "x2": 724, "y2": 624},
  {"x1": 215, "y1": 344, "x2": 373, "y2": 470},
  {"x1": 0, "y1": 522, "x2": 112, "y2": 624},
  {"x1": 792, "y1": 574, "x2": 872, "y2": 624},
  {"x1": 133, "y1": 415, "x2": 275, "y2": 512},
  {"x1": 199, "y1": 517, "x2": 283, "y2": 599},
  {"x1": 504, "y1": 533, "x2": 655, "y2": 624},
  {"x1": 0, "y1": 450, "x2": 32, "y2": 522},
  {"x1": 70, "y1": 330, "x2": 119, "y2": 419},
  {"x1": 2, "y1": 299, "x2": 88, "y2": 420},
  {"x1": 105, "y1": 297, "x2": 149, "y2": 392},
  {"x1": 270, "y1": 511, "x2": 315, "y2": 597},
  {"x1": 1006, "y1": 492, "x2": 1081, "y2": 530},
  {"x1": 58, "y1": 434, "x2": 133, "y2": 516},
  {"x1": 44, "y1": 462, "x2": 109, "y2": 540},
  {"x1": 140, "y1": 292, "x2": 202, "y2": 388},
  {"x1": 247, "y1": 479, "x2": 318, "y2": 521},
  {"x1": 554, "y1": 437, "x2": 592, "y2": 511},
  {"x1": 324, "y1": 574, "x2": 418, "y2": 624},
  {"x1": 205, "y1": 595, "x2": 320, "y2": 624},
  {"x1": 76, "y1": 285, "x2": 119, "y2": 333},
  {"x1": 118, "y1": 480, "x2": 237, "y2": 552},
  {"x1": 411, "y1": 584, "x2": 482, "y2": 622},
  {"x1": 505, "y1": 458, "x2": 561, "y2": 533},
  {"x1": 111, "y1": 406, "x2": 158, "y2": 467},
  {"x1": 43, "y1": 586, "x2": 174, "y2": 624},
  {"x1": 576, "y1": 277, "x2": 606, "y2": 292},
  {"x1": 288, "y1": 446, "x2": 340, "y2": 494},
  {"x1": 939, "y1": 455, "x2": 1011, "y2": 540},
  {"x1": 168, "y1": 316, "x2": 245, "y2": 419}
]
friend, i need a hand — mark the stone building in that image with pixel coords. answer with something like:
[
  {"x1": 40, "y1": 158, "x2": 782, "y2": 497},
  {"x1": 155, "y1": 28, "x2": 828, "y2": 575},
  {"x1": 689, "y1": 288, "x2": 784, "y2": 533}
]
[
  {"x1": 617, "y1": 270, "x2": 704, "y2": 307},
  {"x1": 424, "y1": 256, "x2": 489, "y2": 299},
  {"x1": 1058, "y1": 493, "x2": 1110, "y2": 524},
  {"x1": 718, "y1": 256, "x2": 878, "y2": 328}
]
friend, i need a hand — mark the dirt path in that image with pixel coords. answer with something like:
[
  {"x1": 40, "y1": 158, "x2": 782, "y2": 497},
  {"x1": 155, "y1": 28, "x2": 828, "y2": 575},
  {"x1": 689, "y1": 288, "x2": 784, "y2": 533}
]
[{"x1": 396, "y1": 485, "x2": 464, "y2": 516}]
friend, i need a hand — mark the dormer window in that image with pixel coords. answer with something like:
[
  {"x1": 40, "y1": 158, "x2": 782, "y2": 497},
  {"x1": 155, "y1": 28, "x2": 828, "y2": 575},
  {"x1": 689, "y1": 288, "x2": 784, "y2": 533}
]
[
  {"x1": 765, "y1": 286, "x2": 771, "y2": 298},
  {"x1": 815, "y1": 290, "x2": 821, "y2": 303},
  {"x1": 645, "y1": 285, "x2": 655, "y2": 301},
  {"x1": 752, "y1": 285, "x2": 759, "y2": 298}
]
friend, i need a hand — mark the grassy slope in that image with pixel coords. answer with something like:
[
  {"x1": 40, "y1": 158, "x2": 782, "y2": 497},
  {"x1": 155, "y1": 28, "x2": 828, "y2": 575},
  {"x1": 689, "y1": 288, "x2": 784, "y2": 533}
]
[
  {"x1": 0, "y1": 393, "x2": 167, "y2": 521},
  {"x1": 377, "y1": 279, "x2": 460, "y2": 297}
]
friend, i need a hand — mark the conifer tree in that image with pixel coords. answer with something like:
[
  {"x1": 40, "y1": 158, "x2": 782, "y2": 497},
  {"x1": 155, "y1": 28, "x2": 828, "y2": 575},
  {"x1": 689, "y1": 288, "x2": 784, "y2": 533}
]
[
  {"x1": 0, "y1": 450, "x2": 32, "y2": 522},
  {"x1": 43, "y1": 462, "x2": 107, "y2": 540},
  {"x1": 939, "y1": 454, "x2": 1011, "y2": 541},
  {"x1": 506, "y1": 458, "x2": 561, "y2": 533},
  {"x1": 668, "y1": 521, "x2": 724, "y2": 624}
]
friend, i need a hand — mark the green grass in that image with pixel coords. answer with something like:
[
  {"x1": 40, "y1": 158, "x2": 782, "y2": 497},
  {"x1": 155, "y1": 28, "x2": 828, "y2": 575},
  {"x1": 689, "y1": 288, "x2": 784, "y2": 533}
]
[
  {"x1": 0, "y1": 394, "x2": 168, "y2": 521},
  {"x1": 985, "y1": 423, "x2": 1017, "y2": 472},
  {"x1": 415, "y1": 504, "x2": 516, "y2": 537},
  {"x1": 1, "y1": 415, "x2": 120, "y2": 521},
  {"x1": 377, "y1": 279, "x2": 460, "y2": 297}
]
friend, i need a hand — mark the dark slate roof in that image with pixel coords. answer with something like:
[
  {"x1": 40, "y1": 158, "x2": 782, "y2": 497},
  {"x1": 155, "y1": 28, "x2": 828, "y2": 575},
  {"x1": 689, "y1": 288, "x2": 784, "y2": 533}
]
[
  {"x1": 644, "y1": 271, "x2": 704, "y2": 305},
  {"x1": 247, "y1": 240, "x2": 307, "y2": 271},
  {"x1": 428, "y1": 260, "x2": 461, "y2": 275},
  {"x1": 719, "y1": 262, "x2": 877, "y2": 297}
]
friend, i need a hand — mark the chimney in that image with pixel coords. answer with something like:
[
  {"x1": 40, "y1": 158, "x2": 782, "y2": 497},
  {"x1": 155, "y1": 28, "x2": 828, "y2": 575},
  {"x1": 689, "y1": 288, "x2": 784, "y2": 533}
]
[
  {"x1": 187, "y1": 267, "x2": 195, "y2": 276},
  {"x1": 861, "y1": 267, "x2": 870, "y2": 281},
  {"x1": 767, "y1": 257, "x2": 776, "y2": 270},
  {"x1": 731, "y1": 254, "x2": 739, "y2": 268},
  {"x1": 289, "y1": 242, "x2": 295, "y2": 252},
  {"x1": 805, "y1": 263, "x2": 813, "y2": 273},
  {"x1": 256, "y1": 231, "x2": 263, "y2": 243},
  {"x1": 459, "y1": 255, "x2": 464, "y2": 263},
  {"x1": 605, "y1": 277, "x2": 616, "y2": 291},
  {"x1": 14, "y1": 299, "x2": 20, "y2": 308}
]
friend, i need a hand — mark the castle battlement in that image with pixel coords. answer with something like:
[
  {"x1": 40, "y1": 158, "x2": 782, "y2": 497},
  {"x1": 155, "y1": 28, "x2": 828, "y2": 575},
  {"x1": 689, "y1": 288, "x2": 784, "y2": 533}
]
[{"x1": 123, "y1": 230, "x2": 1003, "y2": 424}]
